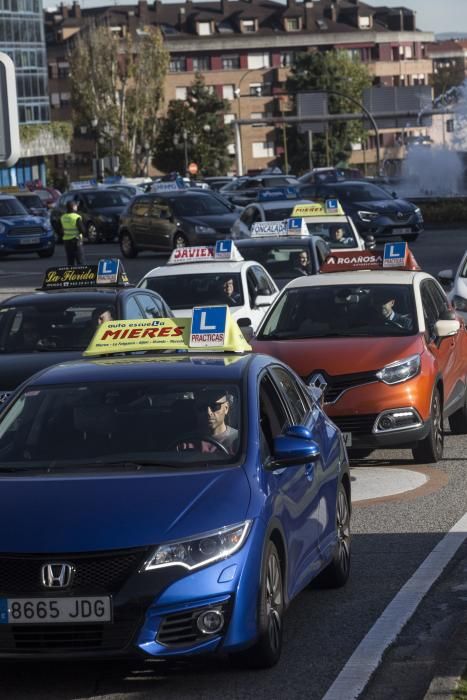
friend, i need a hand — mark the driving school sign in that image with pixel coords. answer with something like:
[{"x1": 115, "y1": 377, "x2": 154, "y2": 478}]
[
  {"x1": 191, "y1": 306, "x2": 227, "y2": 347},
  {"x1": 320, "y1": 251, "x2": 383, "y2": 273}
]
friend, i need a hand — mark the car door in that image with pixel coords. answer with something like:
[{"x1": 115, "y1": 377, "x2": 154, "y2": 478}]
[
  {"x1": 129, "y1": 198, "x2": 153, "y2": 247},
  {"x1": 420, "y1": 280, "x2": 459, "y2": 412},
  {"x1": 145, "y1": 197, "x2": 176, "y2": 251},
  {"x1": 244, "y1": 265, "x2": 277, "y2": 329},
  {"x1": 260, "y1": 369, "x2": 322, "y2": 598}
]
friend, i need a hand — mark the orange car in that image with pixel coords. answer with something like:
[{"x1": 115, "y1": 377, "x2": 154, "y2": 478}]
[{"x1": 252, "y1": 260, "x2": 467, "y2": 462}]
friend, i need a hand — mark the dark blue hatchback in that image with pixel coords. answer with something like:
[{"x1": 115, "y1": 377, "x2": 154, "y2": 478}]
[
  {"x1": 0, "y1": 195, "x2": 55, "y2": 258},
  {"x1": 0, "y1": 352, "x2": 350, "y2": 667}
]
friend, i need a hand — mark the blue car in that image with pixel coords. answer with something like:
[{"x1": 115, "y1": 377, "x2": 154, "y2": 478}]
[
  {"x1": 0, "y1": 346, "x2": 350, "y2": 666},
  {"x1": 0, "y1": 194, "x2": 55, "y2": 258}
]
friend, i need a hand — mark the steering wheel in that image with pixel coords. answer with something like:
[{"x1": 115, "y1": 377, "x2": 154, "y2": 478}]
[{"x1": 172, "y1": 435, "x2": 230, "y2": 455}]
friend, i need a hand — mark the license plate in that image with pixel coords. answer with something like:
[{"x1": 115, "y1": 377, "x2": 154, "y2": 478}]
[
  {"x1": 19, "y1": 237, "x2": 40, "y2": 245},
  {"x1": 342, "y1": 432, "x2": 352, "y2": 447},
  {"x1": 397, "y1": 228, "x2": 411, "y2": 235},
  {"x1": 0, "y1": 596, "x2": 112, "y2": 624}
]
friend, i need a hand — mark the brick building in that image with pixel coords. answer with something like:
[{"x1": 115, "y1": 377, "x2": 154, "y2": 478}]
[{"x1": 45, "y1": 0, "x2": 434, "y2": 177}]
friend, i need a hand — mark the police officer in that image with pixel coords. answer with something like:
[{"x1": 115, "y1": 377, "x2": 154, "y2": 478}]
[{"x1": 60, "y1": 200, "x2": 86, "y2": 266}]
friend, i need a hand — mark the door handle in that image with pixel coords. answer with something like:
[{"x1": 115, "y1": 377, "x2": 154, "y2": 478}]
[{"x1": 305, "y1": 464, "x2": 314, "y2": 482}]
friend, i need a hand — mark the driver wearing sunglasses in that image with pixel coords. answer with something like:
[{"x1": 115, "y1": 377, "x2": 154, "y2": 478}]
[{"x1": 176, "y1": 389, "x2": 239, "y2": 455}]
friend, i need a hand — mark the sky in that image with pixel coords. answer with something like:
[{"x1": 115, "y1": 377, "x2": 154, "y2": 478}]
[{"x1": 381, "y1": 0, "x2": 467, "y2": 35}]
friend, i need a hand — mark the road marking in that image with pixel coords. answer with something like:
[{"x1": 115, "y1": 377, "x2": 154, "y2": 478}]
[
  {"x1": 322, "y1": 511, "x2": 467, "y2": 700},
  {"x1": 352, "y1": 467, "x2": 427, "y2": 502}
]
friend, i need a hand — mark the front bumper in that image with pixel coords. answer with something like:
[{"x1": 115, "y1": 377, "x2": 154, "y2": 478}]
[
  {"x1": 0, "y1": 234, "x2": 54, "y2": 255},
  {"x1": 0, "y1": 520, "x2": 265, "y2": 660},
  {"x1": 353, "y1": 216, "x2": 424, "y2": 239}
]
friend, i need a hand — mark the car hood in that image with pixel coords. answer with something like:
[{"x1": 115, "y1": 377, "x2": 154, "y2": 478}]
[
  {"x1": 349, "y1": 198, "x2": 416, "y2": 214},
  {"x1": 0, "y1": 215, "x2": 46, "y2": 227},
  {"x1": 0, "y1": 467, "x2": 251, "y2": 552},
  {"x1": 180, "y1": 213, "x2": 238, "y2": 228},
  {"x1": 252, "y1": 334, "x2": 424, "y2": 376},
  {"x1": 0, "y1": 352, "x2": 84, "y2": 391}
]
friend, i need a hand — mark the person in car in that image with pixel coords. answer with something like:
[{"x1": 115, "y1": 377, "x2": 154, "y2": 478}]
[
  {"x1": 331, "y1": 226, "x2": 354, "y2": 245},
  {"x1": 374, "y1": 292, "x2": 413, "y2": 330},
  {"x1": 176, "y1": 389, "x2": 239, "y2": 454},
  {"x1": 294, "y1": 251, "x2": 313, "y2": 276},
  {"x1": 222, "y1": 278, "x2": 241, "y2": 305}
]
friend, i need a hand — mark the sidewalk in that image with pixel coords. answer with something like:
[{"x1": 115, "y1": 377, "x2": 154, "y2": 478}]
[{"x1": 423, "y1": 610, "x2": 467, "y2": 699}]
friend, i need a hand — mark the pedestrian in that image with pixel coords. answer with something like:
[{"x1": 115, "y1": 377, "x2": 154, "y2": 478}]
[{"x1": 60, "y1": 201, "x2": 86, "y2": 266}]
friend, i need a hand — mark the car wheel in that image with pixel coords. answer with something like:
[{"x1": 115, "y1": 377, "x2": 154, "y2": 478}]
[
  {"x1": 448, "y1": 386, "x2": 467, "y2": 435},
  {"x1": 38, "y1": 248, "x2": 55, "y2": 258},
  {"x1": 120, "y1": 232, "x2": 138, "y2": 258},
  {"x1": 86, "y1": 222, "x2": 100, "y2": 244},
  {"x1": 412, "y1": 388, "x2": 444, "y2": 463},
  {"x1": 230, "y1": 540, "x2": 284, "y2": 669},
  {"x1": 173, "y1": 232, "x2": 187, "y2": 249},
  {"x1": 313, "y1": 483, "x2": 351, "y2": 588}
]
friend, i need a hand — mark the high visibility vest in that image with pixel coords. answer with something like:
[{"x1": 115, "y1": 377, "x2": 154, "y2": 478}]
[{"x1": 60, "y1": 212, "x2": 82, "y2": 241}]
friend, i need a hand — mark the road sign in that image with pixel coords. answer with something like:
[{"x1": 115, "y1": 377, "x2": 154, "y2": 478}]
[
  {"x1": 363, "y1": 86, "x2": 433, "y2": 129},
  {"x1": 0, "y1": 52, "x2": 20, "y2": 168},
  {"x1": 297, "y1": 92, "x2": 328, "y2": 134}
]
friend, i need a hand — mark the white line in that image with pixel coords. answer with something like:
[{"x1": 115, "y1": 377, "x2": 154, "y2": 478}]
[{"x1": 322, "y1": 512, "x2": 467, "y2": 700}]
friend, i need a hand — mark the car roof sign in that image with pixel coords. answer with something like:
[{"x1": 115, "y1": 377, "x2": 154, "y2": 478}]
[
  {"x1": 292, "y1": 199, "x2": 345, "y2": 217},
  {"x1": 383, "y1": 242, "x2": 408, "y2": 268},
  {"x1": 150, "y1": 179, "x2": 186, "y2": 193},
  {"x1": 167, "y1": 241, "x2": 243, "y2": 264},
  {"x1": 287, "y1": 218, "x2": 309, "y2": 236},
  {"x1": 251, "y1": 220, "x2": 288, "y2": 237},
  {"x1": 320, "y1": 246, "x2": 420, "y2": 273},
  {"x1": 69, "y1": 179, "x2": 97, "y2": 190},
  {"x1": 257, "y1": 186, "x2": 298, "y2": 202},
  {"x1": 41, "y1": 258, "x2": 131, "y2": 289},
  {"x1": 83, "y1": 306, "x2": 251, "y2": 356}
]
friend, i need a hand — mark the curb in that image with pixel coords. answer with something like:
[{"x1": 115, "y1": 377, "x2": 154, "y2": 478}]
[{"x1": 423, "y1": 611, "x2": 467, "y2": 699}]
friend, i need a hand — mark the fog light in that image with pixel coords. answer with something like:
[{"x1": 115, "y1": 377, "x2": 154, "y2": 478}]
[
  {"x1": 379, "y1": 415, "x2": 394, "y2": 430},
  {"x1": 375, "y1": 407, "x2": 422, "y2": 433},
  {"x1": 196, "y1": 609, "x2": 224, "y2": 635}
]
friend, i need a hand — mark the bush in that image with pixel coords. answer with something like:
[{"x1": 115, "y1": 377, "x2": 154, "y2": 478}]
[{"x1": 415, "y1": 197, "x2": 467, "y2": 225}]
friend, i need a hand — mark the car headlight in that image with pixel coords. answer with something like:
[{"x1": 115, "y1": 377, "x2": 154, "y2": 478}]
[
  {"x1": 0, "y1": 224, "x2": 5, "y2": 234},
  {"x1": 376, "y1": 354, "x2": 421, "y2": 385},
  {"x1": 358, "y1": 210, "x2": 379, "y2": 222},
  {"x1": 414, "y1": 207, "x2": 421, "y2": 215},
  {"x1": 195, "y1": 225, "x2": 217, "y2": 235},
  {"x1": 143, "y1": 521, "x2": 252, "y2": 571},
  {"x1": 453, "y1": 295, "x2": 467, "y2": 311}
]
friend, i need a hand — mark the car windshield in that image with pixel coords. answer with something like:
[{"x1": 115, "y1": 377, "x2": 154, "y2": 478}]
[
  {"x1": 0, "y1": 301, "x2": 118, "y2": 353},
  {"x1": 16, "y1": 196, "x2": 44, "y2": 210},
  {"x1": 0, "y1": 199, "x2": 28, "y2": 217},
  {"x1": 305, "y1": 221, "x2": 357, "y2": 249},
  {"x1": 329, "y1": 183, "x2": 392, "y2": 201},
  {"x1": 170, "y1": 195, "x2": 231, "y2": 216},
  {"x1": 141, "y1": 273, "x2": 244, "y2": 309},
  {"x1": 0, "y1": 381, "x2": 241, "y2": 470},
  {"x1": 264, "y1": 206, "x2": 295, "y2": 220},
  {"x1": 259, "y1": 284, "x2": 416, "y2": 339},
  {"x1": 82, "y1": 191, "x2": 129, "y2": 208},
  {"x1": 238, "y1": 245, "x2": 316, "y2": 279},
  {"x1": 220, "y1": 179, "x2": 248, "y2": 192}
]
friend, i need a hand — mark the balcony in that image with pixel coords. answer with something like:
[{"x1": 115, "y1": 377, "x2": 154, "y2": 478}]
[{"x1": 367, "y1": 59, "x2": 433, "y2": 78}]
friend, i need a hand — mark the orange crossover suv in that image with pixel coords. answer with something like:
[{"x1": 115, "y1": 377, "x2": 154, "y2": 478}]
[{"x1": 252, "y1": 267, "x2": 467, "y2": 462}]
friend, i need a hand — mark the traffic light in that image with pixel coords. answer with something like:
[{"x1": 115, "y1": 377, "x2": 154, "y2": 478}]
[{"x1": 0, "y1": 52, "x2": 20, "y2": 168}]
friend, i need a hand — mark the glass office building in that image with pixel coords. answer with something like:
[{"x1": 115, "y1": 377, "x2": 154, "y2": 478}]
[{"x1": 0, "y1": 0, "x2": 50, "y2": 185}]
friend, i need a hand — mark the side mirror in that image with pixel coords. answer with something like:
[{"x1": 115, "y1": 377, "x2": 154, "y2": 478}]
[
  {"x1": 254, "y1": 294, "x2": 271, "y2": 308},
  {"x1": 434, "y1": 319, "x2": 460, "y2": 338},
  {"x1": 365, "y1": 235, "x2": 376, "y2": 250},
  {"x1": 392, "y1": 191, "x2": 398, "y2": 199},
  {"x1": 266, "y1": 425, "x2": 320, "y2": 470},
  {"x1": 237, "y1": 317, "x2": 254, "y2": 341},
  {"x1": 438, "y1": 269, "x2": 454, "y2": 287}
]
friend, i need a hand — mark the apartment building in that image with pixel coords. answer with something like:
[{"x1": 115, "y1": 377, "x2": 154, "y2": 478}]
[{"x1": 45, "y1": 0, "x2": 434, "y2": 177}]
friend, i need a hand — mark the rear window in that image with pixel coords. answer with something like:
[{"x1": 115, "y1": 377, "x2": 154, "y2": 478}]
[
  {"x1": 141, "y1": 273, "x2": 244, "y2": 310},
  {"x1": 305, "y1": 221, "x2": 357, "y2": 249},
  {"x1": 238, "y1": 245, "x2": 317, "y2": 279},
  {"x1": 264, "y1": 206, "x2": 295, "y2": 221}
]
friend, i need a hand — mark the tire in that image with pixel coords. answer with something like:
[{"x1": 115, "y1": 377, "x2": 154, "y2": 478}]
[
  {"x1": 230, "y1": 540, "x2": 284, "y2": 669},
  {"x1": 38, "y1": 248, "x2": 55, "y2": 258},
  {"x1": 173, "y1": 232, "x2": 188, "y2": 249},
  {"x1": 448, "y1": 387, "x2": 467, "y2": 435},
  {"x1": 120, "y1": 232, "x2": 138, "y2": 258},
  {"x1": 412, "y1": 388, "x2": 444, "y2": 463},
  {"x1": 86, "y1": 222, "x2": 100, "y2": 244},
  {"x1": 314, "y1": 483, "x2": 351, "y2": 589},
  {"x1": 347, "y1": 448, "x2": 373, "y2": 460}
]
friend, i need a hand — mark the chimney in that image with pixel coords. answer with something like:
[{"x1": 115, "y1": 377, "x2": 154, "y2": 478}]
[
  {"x1": 137, "y1": 0, "x2": 148, "y2": 17},
  {"x1": 153, "y1": 0, "x2": 161, "y2": 13},
  {"x1": 304, "y1": 1, "x2": 314, "y2": 29},
  {"x1": 178, "y1": 6, "x2": 186, "y2": 30},
  {"x1": 287, "y1": 0, "x2": 296, "y2": 7},
  {"x1": 71, "y1": 1, "x2": 81, "y2": 18},
  {"x1": 60, "y1": 2, "x2": 69, "y2": 18}
]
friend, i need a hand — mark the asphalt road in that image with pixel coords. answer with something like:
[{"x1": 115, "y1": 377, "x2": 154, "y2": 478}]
[{"x1": 1, "y1": 227, "x2": 467, "y2": 699}]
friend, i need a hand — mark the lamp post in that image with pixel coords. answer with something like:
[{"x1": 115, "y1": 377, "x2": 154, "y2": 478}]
[{"x1": 174, "y1": 129, "x2": 199, "y2": 175}]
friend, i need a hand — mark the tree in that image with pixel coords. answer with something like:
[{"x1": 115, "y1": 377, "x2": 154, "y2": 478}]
[
  {"x1": 286, "y1": 50, "x2": 372, "y2": 173},
  {"x1": 70, "y1": 25, "x2": 169, "y2": 176},
  {"x1": 431, "y1": 59, "x2": 465, "y2": 98},
  {"x1": 153, "y1": 74, "x2": 233, "y2": 176}
]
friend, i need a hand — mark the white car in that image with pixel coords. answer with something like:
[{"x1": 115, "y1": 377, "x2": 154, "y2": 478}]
[
  {"x1": 439, "y1": 252, "x2": 467, "y2": 321},
  {"x1": 137, "y1": 243, "x2": 279, "y2": 331}
]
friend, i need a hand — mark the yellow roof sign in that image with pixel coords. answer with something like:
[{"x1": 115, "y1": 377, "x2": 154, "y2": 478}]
[
  {"x1": 84, "y1": 306, "x2": 251, "y2": 357},
  {"x1": 292, "y1": 199, "x2": 345, "y2": 218}
]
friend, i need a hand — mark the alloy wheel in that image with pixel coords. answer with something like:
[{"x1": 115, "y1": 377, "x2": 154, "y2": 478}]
[
  {"x1": 336, "y1": 487, "x2": 351, "y2": 577},
  {"x1": 265, "y1": 552, "x2": 282, "y2": 653},
  {"x1": 174, "y1": 234, "x2": 187, "y2": 249},
  {"x1": 432, "y1": 392, "x2": 443, "y2": 458}
]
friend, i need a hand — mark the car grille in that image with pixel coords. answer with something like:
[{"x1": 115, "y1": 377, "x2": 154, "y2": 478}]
[
  {"x1": 0, "y1": 548, "x2": 149, "y2": 595},
  {"x1": 6, "y1": 227, "x2": 43, "y2": 237},
  {"x1": 0, "y1": 619, "x2": 138, "y2": 653},
  {"x1": 157, "y1": 602, "x2": 230, "y2": 648},
  {"x1": 306, "y1": 370, "x2": 377, "y2": 404},
  {"x1": 391, "y1": 214, "x2": 411, "y2": 223},
  {"x1": 331, "y1": 414, "x2": 378, "y2": 434}
]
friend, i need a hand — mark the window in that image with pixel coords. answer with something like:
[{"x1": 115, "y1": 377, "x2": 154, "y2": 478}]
[
  {"x1": 222, "y1": 55, "x2": 240, "y2": 70},
  {"x1": 240, "y1": 206, "x2": 260, "y2": 227},
  {"x1": 247, "y1": 53, "x2": 270, "y2": 69},
  {"x1": 242, "y1": 19, "x2": 256, "y2": 32},
  {"x1": 420, "y1": 284, "x2": 438, "y2": 340},
  {"x1": 175, "y1": 86, "x2": 188, "y2": 100},
  {"x1": 50, "y1": 92, "x2": 60, "y2": 107},
  {"x1": 193, "y1": 56, "x2": 210, "y2": 71},
  {"x1": 280, "y1": 52, "x2": 294, "y2": 67},
  {"x1": 124, "y1": 297, "x2": 145, "y2": 320},
  {"x1": 285, "y1": 17, "x2": 300, "y2": 31},
  {"x1": 224, "y1": 113, "x2": 235, "y2": 124},
  {"x1": 427, "y1": 281, "x2": 450, "y2": 318},
  {"x1": 270, "y1": 367, "x2": 307, "y2": 425},
  {"x1": 135, "y1": 294, "x2": 165, "y2": 319},
  {"x1": 405, "y1": 45, "x2": 413, "y2": 59},
  {"x1": 252, "y1": 265, "x2": 275, "y2": 295},
  {"x1": 249, "y1": 82, "x2": 262, "y2": 97},
  {"x1": 358, "y1": 15, "x2": 371, "y2": 29},
  {"x1": 58, "y1": 61, "x2": 69, "y2": 79},
  {"x1": 60, "y1": 92, "x2": 71, "y2": 106},
  {"x1": 197, "y1": 21, "x2": 212, "y2": 36},
  {"x1": 259, "y1": 374, "x2": 288, "y2": 457},
  {"x1": 169, "y1": 57, "x2": 186, "y2": 72},
  {"x1": 227, "y1": 143, "x2": 236, "y2": 155},
  {"x1": 131, "y1": 199, "x2": 152, "y2": 217},
  {"x1": 222, "y1": 84, "x2": 235, "y2": 100},
  {"x1": 252, "y1": 142, "x2": 274, "y2": 158}
]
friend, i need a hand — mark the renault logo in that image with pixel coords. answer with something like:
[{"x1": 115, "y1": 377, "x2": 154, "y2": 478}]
[
  {"x1": 41, "y1": 563, "x2": 75, "y2": 589},
  {"x1": 308, "y1": 372, "x2": 328, "y2": 394}
]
